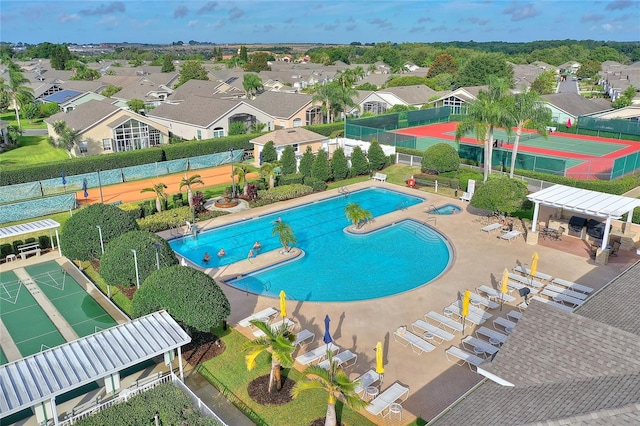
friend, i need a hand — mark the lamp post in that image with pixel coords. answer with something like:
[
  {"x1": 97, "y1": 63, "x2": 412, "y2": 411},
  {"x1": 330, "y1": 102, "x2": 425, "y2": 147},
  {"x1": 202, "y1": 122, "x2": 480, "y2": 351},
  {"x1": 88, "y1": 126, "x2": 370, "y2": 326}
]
[
  {"x1": 131, "y1": 249, "x2": 140, "y2": 289},
  {"x1": 229, "y1": 147, "x2": 236, "y2": 199},
  {"x1": 96, "y1": 225, "x2": 104, "y2": 254},
  {"x1": 97, "y1": 169, "x2": 104, "y2": 203},
  {"x1": 153, "y1": 243, "x2": 161, "y2": 270}
]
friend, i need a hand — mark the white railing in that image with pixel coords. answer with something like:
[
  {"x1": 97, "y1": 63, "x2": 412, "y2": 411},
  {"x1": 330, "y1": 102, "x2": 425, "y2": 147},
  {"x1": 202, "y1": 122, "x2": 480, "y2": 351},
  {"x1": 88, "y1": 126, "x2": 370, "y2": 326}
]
[{"x1": 58, "y1": 372, "x2": 227, "y2": 426}]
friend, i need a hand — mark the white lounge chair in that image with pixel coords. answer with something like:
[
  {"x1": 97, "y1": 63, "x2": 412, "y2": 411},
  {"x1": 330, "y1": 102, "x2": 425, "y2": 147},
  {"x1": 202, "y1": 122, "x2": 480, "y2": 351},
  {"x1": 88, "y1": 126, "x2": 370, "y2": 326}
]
[
  {"x1": 481, "y1": 223, "x2": 503, "y2": 232},
  {"x1": 460, "y1": 191, "x2": 473, "y2": 202},
  {"x1": 540, "y1": 288, "x2": 584, "y2": 308},
  {"x1": 252, "y1": 318, "x2": 296, "y2": 338},
  {"x1": 366, "y1": 382, "x2": 410, "y2": 417},
  {"x1": 475, "y1": 285, "x2": 516, "y2": 303},
  {"x1": 460, "y1": 179, "x2": 475, "y2": 202},
  {"x1": 411, "y1": 319, "x2": 455, "y2": 343},
  {"x1": 507, "y1": 280, "x2": 540, "y2": 295},
  {"x1": 469, "y1": 292, "x2": 499, "y2": 309},
  {"x1": 462, "y1": 336, "x2": 499, "y2": 357},
  {"x1": 295, "y1": 343, "x2": 339, "y2": 365},
  {"x1": 393, "y1": 328, "x2": 436, "y2": 354},
  {"x1": 292, "y1": 329, "x2": 315, "y2": 347},
  {"x1": 425, "y1": 311, "x2": 464, "y2": 333},
  {"x1": 237, "y1": 307, "x2": 279, "y2": 327},
  {"x1": 317, "y1": 349, "x2": 357, "y2": 370},
  {"x1": 551, "y1": 278, "x2": 593, "y2": 294},
  {"x1": 353, "y1": 369, "x2": 381, "y2": 397},
  {"x1": 493, "y1": 316, "x2": 517, "y2": 334},
  {"x1": 499, "y1": 230, "x2": 522, "y2": 242},
  {"x1": 513, "y1": 265, "x2": 552, "y2": 281},
  {"x1": 508, "y1": 273, "x2": 544, "y2": 288},
  {"x1": 507, "y1": 310, "x2": 522, "y2": 322},
  {"x1": 544, "y1": 284, "x2": 588, "y2": 300},
  {"x1": 476, "y1": 326, "x2": 508, "y2": 345},
  {"x1": 447, "y1": 301, "x2": 492, "y2": 325},
  {"x1": 445, "y1": 346, "x2": 484, "y2": 371}
]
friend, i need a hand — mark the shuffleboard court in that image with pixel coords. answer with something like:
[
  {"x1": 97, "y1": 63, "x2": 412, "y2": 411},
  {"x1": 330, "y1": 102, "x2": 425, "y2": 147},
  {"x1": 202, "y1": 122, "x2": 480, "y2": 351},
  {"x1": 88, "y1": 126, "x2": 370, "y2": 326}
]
[
  {"x1": 24, "y1": 261, "x2": 118, "y2": 337},
  {"x1": 0, "y1": 270, "x2": 66, "y2": 357},
  {"x1": 0, "y1": 347, "x2": 7, "y2": 365}
]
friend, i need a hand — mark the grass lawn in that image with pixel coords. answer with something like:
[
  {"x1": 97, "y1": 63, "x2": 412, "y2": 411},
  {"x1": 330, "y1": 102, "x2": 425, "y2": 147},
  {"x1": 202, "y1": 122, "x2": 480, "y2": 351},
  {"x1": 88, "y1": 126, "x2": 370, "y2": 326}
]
[
  {"x1": 0, "y1": 112, "x2": 47, "y2": 130},
  {"x1": 0, "y1": 135, "x2": 69, "y2": 167}
]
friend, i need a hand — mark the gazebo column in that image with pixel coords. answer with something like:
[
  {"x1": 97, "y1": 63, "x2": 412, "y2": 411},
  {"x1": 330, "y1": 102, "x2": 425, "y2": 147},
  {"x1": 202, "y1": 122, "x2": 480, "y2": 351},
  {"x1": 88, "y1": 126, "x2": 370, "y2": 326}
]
[
  {"x1": 623, "y1": 209, "x2": 633, "y2": 234},
  {"x1": 51, "y1": 397, "x2": 59, "y2": 426},
  {"x1": 531, "y1": 202, "x2": 540, "y2": 232},
  {"x1": 601, "y1": 217, "x2": 612, "y2": 250},
  {"x1": 178, "y1": 346, "x2": 185, "y2": 381},
  {"x1": 55, "y1": 228, "x2": 62, "y2": 257}
]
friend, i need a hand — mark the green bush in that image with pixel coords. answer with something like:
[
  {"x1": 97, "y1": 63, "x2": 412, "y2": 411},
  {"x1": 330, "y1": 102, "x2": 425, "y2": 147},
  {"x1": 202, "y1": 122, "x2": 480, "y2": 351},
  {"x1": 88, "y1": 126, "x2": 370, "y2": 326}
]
[
  {"x1": 25, "y1": 237, "x2": 36, "y2": 244},
  {"x1": 257, "y1": 184, "x2": 314, "y2": 203},
  {"x1": 331, "y1": 147, "x2": 349, "y2": 180},
  {"x1": 1, "y1": 244, "x2": 13, "y2": 258},
  {"x1": 470, "y1": 177, "x2": 528, "y2": 214},
  {"x1": 12, "y1": 240, "x2": 23, "y2": 254},
  {"x1": 367, "y1": 140, "x2": 387, "y2": 171},
  {"x1": 311, "y1": 148, "x2": 331, "y2": 182},
  {"x1": 60, "y1": 203, "x2": 140, "y2": 261},
  {"x1": 132, "y1": 265, "x2": 230, "y2": 332},
  {"x1": 421, "y1": 143, "x2": 460, "y2": 174},
  {"x1": 261, "y1": 141, "x2": 277, "y2": 163},
  {"x1": 137, "y1": 206, "x2": 192, "y2": 232},
  {"x1": 100, "y1": 230, "x2": 179, "y2": 288},
  {"x1": 162, "y1": 133, "x2": 254, "y2": 160},
  {"x1": 72, "y1": 382, "x2": 221, "y2": 426},
  {"x1": 298, "y1": 146, "x2": 314, "y2": 178},
  {"x1": 280, "y1": 145, "x2": 297, "y2": 174},
  {"x1": 304, "y1": 122, "x2": 344, "y2": 137},
  {"x1": 279, "y1": 173, "x2": 304, "y2": 186},
  {"x1": 120, "y1": 203, "x2": 143, "y2": 220},
  {"x1": 38, "y1": 235, "x2": 51, "y2": 249},
  {"x1": 139, "y1": 200, "x2": 156, "y2": 217},
  {"x1": 513, "y1": 170, "x2": 638, "y2": 195},
  {"x1": 303, "y1": 177, "x2": 328, "y2": 192},
  {"x1": 456, "y1": 169, "x2": 484, "y2": 191},
  {"x1": 350, "y1": 146, "x2": 370, "y2": 177}
]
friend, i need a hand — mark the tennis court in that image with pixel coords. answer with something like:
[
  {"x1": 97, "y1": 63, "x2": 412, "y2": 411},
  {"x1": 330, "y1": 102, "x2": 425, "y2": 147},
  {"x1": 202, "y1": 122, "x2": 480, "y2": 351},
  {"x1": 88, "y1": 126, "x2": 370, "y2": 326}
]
[
  {"x1": 0, "y1": 269, "x2": 66, "y2": 358},
  {"x1": 24, "y1": 261, "x2": 118, "y2": 337},
  {"x1": 395, "y1": 122, "x2": 640, "y2": 179}
]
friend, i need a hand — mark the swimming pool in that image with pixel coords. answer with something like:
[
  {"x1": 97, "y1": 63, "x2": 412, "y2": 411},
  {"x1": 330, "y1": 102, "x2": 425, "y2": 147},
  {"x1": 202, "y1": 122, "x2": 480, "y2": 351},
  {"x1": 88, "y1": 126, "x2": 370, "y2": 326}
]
[
  {"x1": 428, "y1": 204, "x2": 462, "y2": 215},
  {"x1": 170, "y1": 187, "x2": 453, "y2": 302}
]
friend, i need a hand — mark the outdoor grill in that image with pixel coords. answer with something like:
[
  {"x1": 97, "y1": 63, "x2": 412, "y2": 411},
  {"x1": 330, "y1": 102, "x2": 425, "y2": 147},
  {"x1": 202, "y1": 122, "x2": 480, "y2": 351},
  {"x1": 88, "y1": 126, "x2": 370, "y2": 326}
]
[
  {"x1": 587, "y1": 219, "x2": 608, "y2": 240},
  {"x1": 568, "y1": 216, "x2": 587, "y2": 237}
]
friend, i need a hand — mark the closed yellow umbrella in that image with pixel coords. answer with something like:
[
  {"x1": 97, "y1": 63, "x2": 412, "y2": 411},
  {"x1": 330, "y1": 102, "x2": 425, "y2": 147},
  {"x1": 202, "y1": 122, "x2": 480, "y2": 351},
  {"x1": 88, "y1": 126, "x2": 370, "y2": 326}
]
[
  {"x1": 279, "y1": 290, "x2": 287, "y2": 320},
  {"x1": 501, "y1": 268, "x2": 509, "y2": 295},
  {"x1": 531, "y1": 252, "x2": 539, "y2": 277},
  {"x1": 461, "y1": 290, "x2": 471, "y2": 334},
  {"x1": 375, "y1": 341, "x2": 384, "y2": 377}
]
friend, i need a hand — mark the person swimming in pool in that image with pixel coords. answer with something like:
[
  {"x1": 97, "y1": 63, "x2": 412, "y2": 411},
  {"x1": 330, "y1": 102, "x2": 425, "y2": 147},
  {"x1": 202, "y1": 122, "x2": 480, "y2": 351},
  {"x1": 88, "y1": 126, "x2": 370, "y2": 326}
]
[
  {"x1": 253, "y1": 241, "x2": 261, "y2": 251},
  {"x1": 203, "y1": 252, "x2": 211, "y2": 263},
  {"x1": 217, "y1": 248, "x2": 226, "y2": 257}
]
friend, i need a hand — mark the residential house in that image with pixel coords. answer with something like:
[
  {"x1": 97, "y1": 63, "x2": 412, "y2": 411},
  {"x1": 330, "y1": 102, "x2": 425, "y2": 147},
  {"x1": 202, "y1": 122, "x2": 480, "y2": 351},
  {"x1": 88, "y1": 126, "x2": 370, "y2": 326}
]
[
  {"x1": 167, "y1": 79, "x2": 245, "y2": 103},
  {"x1": 541, "y1": 92, "x2": 612, "y2": 124},
  {"x1": 593, "y1": 105, "x2": 640, "y2": 121},
  {"x1": 248, "y1": 91, "x2": 321, "y2": 128},
  {"x1": 146, "y1": 96, "x2": 273, "y2": 140},
  {"x1": 511, "y1": 62, "x2": 557, "y2": 91},
  {"x1": 250, "y1": 128, "x2": 327, "y2": 165},
  {"x1": 356, "y1": 85, "x2": 441, "y2": 115},
  {"x1": 110, "y1": 73, "x2": 178, "y2": 107},
  {"x1": 558, "y1": 61, "x2": 581, "y2": 74},
  {"x1": 431, "y1": 86, "x2": 489, "y2": 114},
  {"x1": 45, "y1": 99, "x2": 169, "y2": 156},
  {"x1": 432, "y1": 261, "x2": 640, "y2": 425},
  {"x1": 600, "y1": 61, "x2": 640, "y2": 103}
]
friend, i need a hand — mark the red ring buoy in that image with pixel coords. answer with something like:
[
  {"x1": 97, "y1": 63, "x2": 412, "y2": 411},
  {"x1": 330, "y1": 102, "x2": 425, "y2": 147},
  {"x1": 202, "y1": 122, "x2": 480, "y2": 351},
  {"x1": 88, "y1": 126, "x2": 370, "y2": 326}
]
[{"x1": 408, "y1": 178, "x2": 415, "y2": 188}]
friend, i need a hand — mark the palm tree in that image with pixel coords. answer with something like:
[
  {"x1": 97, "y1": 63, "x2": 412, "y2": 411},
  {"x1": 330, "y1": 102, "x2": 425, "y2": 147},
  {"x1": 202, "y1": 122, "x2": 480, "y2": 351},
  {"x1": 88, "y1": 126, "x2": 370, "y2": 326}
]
[
  {"x1": 51, "y1": 121, "x2": 82, "y2": 158},
  {"x1": 272, "y1": 220, "x2": 297, "y2": 253},
  {"x1": 0, "y1": 62, "x2": 34, "y2": 131},
  {"x1": 233, "y1": 166, "x2": 249, "y2": 196},
  {"x1": 179, "y1": 174, "x2": 204, "y2": 207},
  {"x1": 503, "y1": 91, "x2": 552, "y2": 178},
  {"x1": 243, "y1": 73, "x2": 263, "y2": 99},
  {"x1": 312, "y1": 83, "x2": 339, "y2": 123},
  {"x1": 333, "y1": 85, "x2": 358, "y2": 121},
  {"x1": 344, "y1": 202, "x2": 373, "y2": 229},
  {"x1": 292, "y1": 351, "x2": 367, "y2": 426},
  {"x1": 455, "y1": 79, "x2": 510, "y2": 182},
  {"x1": 260, "y1": 162, "x2": 277, "y2": 189},
  {"x1": 140, "y1": 182, "x2": 168, "y2": 212},
  {"x1": 242, "y1": 319, "x2": 296, "y2": 393}
]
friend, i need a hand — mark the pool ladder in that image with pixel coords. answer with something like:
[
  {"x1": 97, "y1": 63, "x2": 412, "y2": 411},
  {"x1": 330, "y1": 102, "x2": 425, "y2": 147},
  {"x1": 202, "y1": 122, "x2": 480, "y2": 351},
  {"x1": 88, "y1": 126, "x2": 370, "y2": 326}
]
[
  {"x1": 395, "y1": 200, "x2": 409, "y2": 210},
  {"x1": 339, "y1": 186, "x2": 350, "y2": 197},
  {"x1": 425, "y1": 204, "x2": 438, "y2": 227}
]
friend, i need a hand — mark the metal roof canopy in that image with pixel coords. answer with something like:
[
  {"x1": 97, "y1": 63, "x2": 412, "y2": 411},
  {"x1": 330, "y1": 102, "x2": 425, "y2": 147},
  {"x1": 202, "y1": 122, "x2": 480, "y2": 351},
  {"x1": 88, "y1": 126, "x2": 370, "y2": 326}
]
[
  {"x1": 0, "y1": 310, "x2": 190, "y2": 418},
  {"x1": 528, "y1": 184, "x2": 640, "y2": 249},
  {"x1": 0, "y1": 219, "x2": 60, "y2": 240}
]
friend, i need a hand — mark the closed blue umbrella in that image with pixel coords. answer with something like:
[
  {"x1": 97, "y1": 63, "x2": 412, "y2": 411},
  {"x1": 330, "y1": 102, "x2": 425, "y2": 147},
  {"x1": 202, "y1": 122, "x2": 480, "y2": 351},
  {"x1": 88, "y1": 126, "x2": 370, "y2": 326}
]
[
  {"x1": 323, "y1": 314, "x2": 332, "y2": 348},
  {"x1": 83, "y1": 179, "x2": 89, "y2": 199},
  {"x1": 61, "y1": 170, "x2": 66, "y2": 192}
]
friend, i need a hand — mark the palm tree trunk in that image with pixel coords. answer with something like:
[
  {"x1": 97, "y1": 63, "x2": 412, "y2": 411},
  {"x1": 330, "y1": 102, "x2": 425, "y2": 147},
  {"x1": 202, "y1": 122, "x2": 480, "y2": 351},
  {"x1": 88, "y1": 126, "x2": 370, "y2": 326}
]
[
  {"x1": 187, "y1": 189, "x2": 194, "y2": 207},
  {"x1": 325, "y1": 400, "x2": 337, "y2": 426},
  {"x1": 12, "y1": 98, "x2": 22, "y2": 131},
  {"x1": 269, "y1": 360, "x2": 282, "y2": 392},
  {"x1": 483, "y1": 133, "x2": 490, "y2": 182},
  {"x1": 156, "y1": 197, "x2": 162, "y2": 212},
  {"x1": 509, "y1": 125, "x2": 523, "y2": 178}
]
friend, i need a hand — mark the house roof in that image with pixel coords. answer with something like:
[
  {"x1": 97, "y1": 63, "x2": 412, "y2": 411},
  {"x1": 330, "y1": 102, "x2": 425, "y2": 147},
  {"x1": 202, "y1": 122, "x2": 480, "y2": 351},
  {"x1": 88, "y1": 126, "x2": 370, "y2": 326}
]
[
  {"x1": 378, "y1": 85, "x2": 440, "y2": 106},
  {"x1": 169, "y1": 79, "x2": 230, "y2": 101},
  {"x1": 248, "y1": 92, "x2": 313, "y2": 119},
  {"x1": 0, "y1": 219, "x2": 60, "y2": 240},
  {"x1": 45, "y1": 99, "x2": 121, "y2": 132},
  {"x1": 432, "y1": 260, "x2": 640, "y2": 426},
  {"x1": 43, "y1": 89, "x2": 83, "y2": 104},
  {"x1": 251, "y1": 128, "x2": 326, "y2": 147},
  {"x1": 147, "y1": 96, "x2": 243, "y2": 127},
  {"x1": 542, "y1": 92, "x2": 612, "y2": 117}
]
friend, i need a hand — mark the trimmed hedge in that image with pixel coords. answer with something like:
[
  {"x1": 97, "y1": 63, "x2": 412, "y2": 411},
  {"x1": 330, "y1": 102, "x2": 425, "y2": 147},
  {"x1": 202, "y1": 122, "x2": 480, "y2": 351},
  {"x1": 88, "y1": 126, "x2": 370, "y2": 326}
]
[
  {"x1": 514, "y1": 170, "x2": 639, "y2": 195},
  {"x1": 162, "y1": 134, "x2": 254, "y2": 160},
  {"x1": 256, "y1": 184, "x2": 314, "y2": 203},
  {"x1": 304, "y1": 122, "x2": 344, "y2": 137}
]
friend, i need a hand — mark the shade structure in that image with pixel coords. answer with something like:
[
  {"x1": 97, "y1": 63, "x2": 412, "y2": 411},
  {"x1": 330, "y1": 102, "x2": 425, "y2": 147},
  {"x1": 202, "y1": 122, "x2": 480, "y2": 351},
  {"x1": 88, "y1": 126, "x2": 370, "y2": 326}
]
[
  {"x1": 323, "y1": 314, "x2": 333, "y2": 346},
  {"x1": 279, "y1": 290, "x2": 287, "y2": 319},
  {"x1": 375, "y1": 341, "x2": 384, "y2": 375},
  {"x1": 531, "y1": 252, "x2": 539, "y2": 277}
]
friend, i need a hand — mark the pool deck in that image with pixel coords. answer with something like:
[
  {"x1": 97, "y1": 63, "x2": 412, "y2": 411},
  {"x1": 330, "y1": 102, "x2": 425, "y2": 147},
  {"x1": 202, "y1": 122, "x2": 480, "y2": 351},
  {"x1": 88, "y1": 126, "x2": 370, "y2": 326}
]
[{"x1": 164, "y1": 180, "x2": 640, "y2": 424}]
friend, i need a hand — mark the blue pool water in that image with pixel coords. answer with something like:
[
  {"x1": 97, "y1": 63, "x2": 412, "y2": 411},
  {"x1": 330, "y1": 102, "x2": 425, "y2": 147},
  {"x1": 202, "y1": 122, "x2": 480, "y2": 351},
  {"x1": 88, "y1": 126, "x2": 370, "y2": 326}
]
[
  {"x1": 429, "y1": 204, "x2": 462, "y2": 215},
  {"x1": 170, "y1": 187, "x2": 453, "y2": 302}
]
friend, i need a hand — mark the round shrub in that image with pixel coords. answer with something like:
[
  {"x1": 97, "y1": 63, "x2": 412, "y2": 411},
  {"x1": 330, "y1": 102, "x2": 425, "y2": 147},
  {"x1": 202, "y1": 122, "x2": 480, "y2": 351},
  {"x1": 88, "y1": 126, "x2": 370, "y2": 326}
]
[
  {"x1": 367, "y1": 140, "x2": 388, "y2": 171},
  {"x1": 421, "y1": 143, "x2": 460, "y2": 174},
  {"x1": 470, "y1": 177, "x2": 528, "y2": 214},
  {"x1": 132, "y1": 265, "x2": 230, "y2": 332},
  {"x1": 100, "y1": 230, "x2": 178, "y2": 288},
  {"x1": 60, "y1": 203, "x2": 139, "y2": 261}
]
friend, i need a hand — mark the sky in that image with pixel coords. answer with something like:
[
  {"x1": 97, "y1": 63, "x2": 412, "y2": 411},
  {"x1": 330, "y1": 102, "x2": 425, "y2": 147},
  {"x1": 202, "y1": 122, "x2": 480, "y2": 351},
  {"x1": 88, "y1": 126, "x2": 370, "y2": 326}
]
[{"x1": 1, "y1": 0, "x2": 639, "y2": 45}]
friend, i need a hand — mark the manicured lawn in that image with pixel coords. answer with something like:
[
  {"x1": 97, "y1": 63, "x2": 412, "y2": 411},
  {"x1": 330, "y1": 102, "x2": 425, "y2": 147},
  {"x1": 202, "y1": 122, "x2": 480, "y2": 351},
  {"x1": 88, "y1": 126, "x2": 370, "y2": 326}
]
[
  {"x1": 0, "y1": 112, "x2": 47, "y2": 130},
  {"x1": 0, "y1": 135, "x2": 68, "y2": 167}
]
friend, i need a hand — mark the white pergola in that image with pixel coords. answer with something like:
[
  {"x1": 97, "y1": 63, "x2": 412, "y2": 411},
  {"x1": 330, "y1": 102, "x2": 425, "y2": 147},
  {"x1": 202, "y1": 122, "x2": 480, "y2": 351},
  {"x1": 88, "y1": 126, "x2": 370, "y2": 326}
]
[
  {"x1": 0, "y1": 219, "x2": 62, "y2": 256},
  {"x1": 528, "y1": 184, "x2": 640, "y2": 250}
]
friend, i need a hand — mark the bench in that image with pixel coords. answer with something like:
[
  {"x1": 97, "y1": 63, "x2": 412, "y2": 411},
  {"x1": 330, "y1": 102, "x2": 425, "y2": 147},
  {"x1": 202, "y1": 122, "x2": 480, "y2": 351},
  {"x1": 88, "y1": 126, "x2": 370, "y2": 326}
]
[
  {"x1": 372, "y1": 172, "x2": 387, "y2": 182},
  {"x1": 18, "y1": 242, "x2": 41, "y2": 260},
  {"x1": 109, "y1": 200, "x2": 123, "y2": 206}
]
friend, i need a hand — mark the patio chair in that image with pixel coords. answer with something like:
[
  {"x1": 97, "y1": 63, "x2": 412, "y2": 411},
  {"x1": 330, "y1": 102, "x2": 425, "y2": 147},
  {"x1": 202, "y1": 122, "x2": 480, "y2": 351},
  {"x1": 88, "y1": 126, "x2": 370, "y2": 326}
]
[
  {"x1": 445, "y1": 346, "x2": 484, "y2": 371},
  {"x1": 610, "y1": 240, "x2": 621, "y2": 257},
  {"x1": 499, "y1": 230, "x2": 521, "y2": 242},
  {"x1": 353, "y1": 369, "x2": 381, "y2": 397},
  {"x1": 317, "y1": 349, "x2": 357, "y2": 370},
  {"x1": 393, "y1": 327, "x2": 436, "y2": 354},
  {"x1": 411, "y1": 319, "x2": 455, "y2": 343},
  {"x1": 481, "y1": 223, "x2": 503, "y2": 232},
  {"x1": 365, "y1": 383, "x2": 410, "y2": 417}
]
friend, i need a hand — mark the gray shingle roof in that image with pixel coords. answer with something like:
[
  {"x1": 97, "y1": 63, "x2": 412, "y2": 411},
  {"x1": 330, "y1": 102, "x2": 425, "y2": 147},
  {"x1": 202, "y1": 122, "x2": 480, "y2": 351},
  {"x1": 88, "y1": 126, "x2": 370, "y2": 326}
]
[
  {"x1": 251, "y1": 128, "x2": 326, "y2": 147},
  {"x1": 378, "y1": 85, "x2": 440, "y2": 106},
  {"x1": 433, "y1": 262, "x2": 640, "y2": 425},
  {"x1": 247, "y1": 92, "x2": 312, "y2": 118},
  {"x1": 147, "y1": 96, "x2": 242, "y2": 127},
  {"x1": 45, "y1": 99, "x2": 120, "y2": 132},
  {"x1": 542, "y1": 93, "x2": 612, "y2": 116}
]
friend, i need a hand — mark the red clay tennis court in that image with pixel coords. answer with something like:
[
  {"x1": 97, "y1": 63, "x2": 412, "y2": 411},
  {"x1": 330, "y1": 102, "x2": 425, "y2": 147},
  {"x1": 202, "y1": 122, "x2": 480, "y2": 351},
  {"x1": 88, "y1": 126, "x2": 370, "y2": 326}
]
[{"x1": 395, "y1": 121, "x2": 640, "y2": 180}]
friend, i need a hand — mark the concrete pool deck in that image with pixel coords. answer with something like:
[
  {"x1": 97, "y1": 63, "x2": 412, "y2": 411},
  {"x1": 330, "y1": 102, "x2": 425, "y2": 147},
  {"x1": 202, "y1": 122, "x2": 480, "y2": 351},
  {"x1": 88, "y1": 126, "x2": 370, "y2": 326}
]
[{"x1": 165, "y1": 180, "x2": 640, "y2": 424}]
